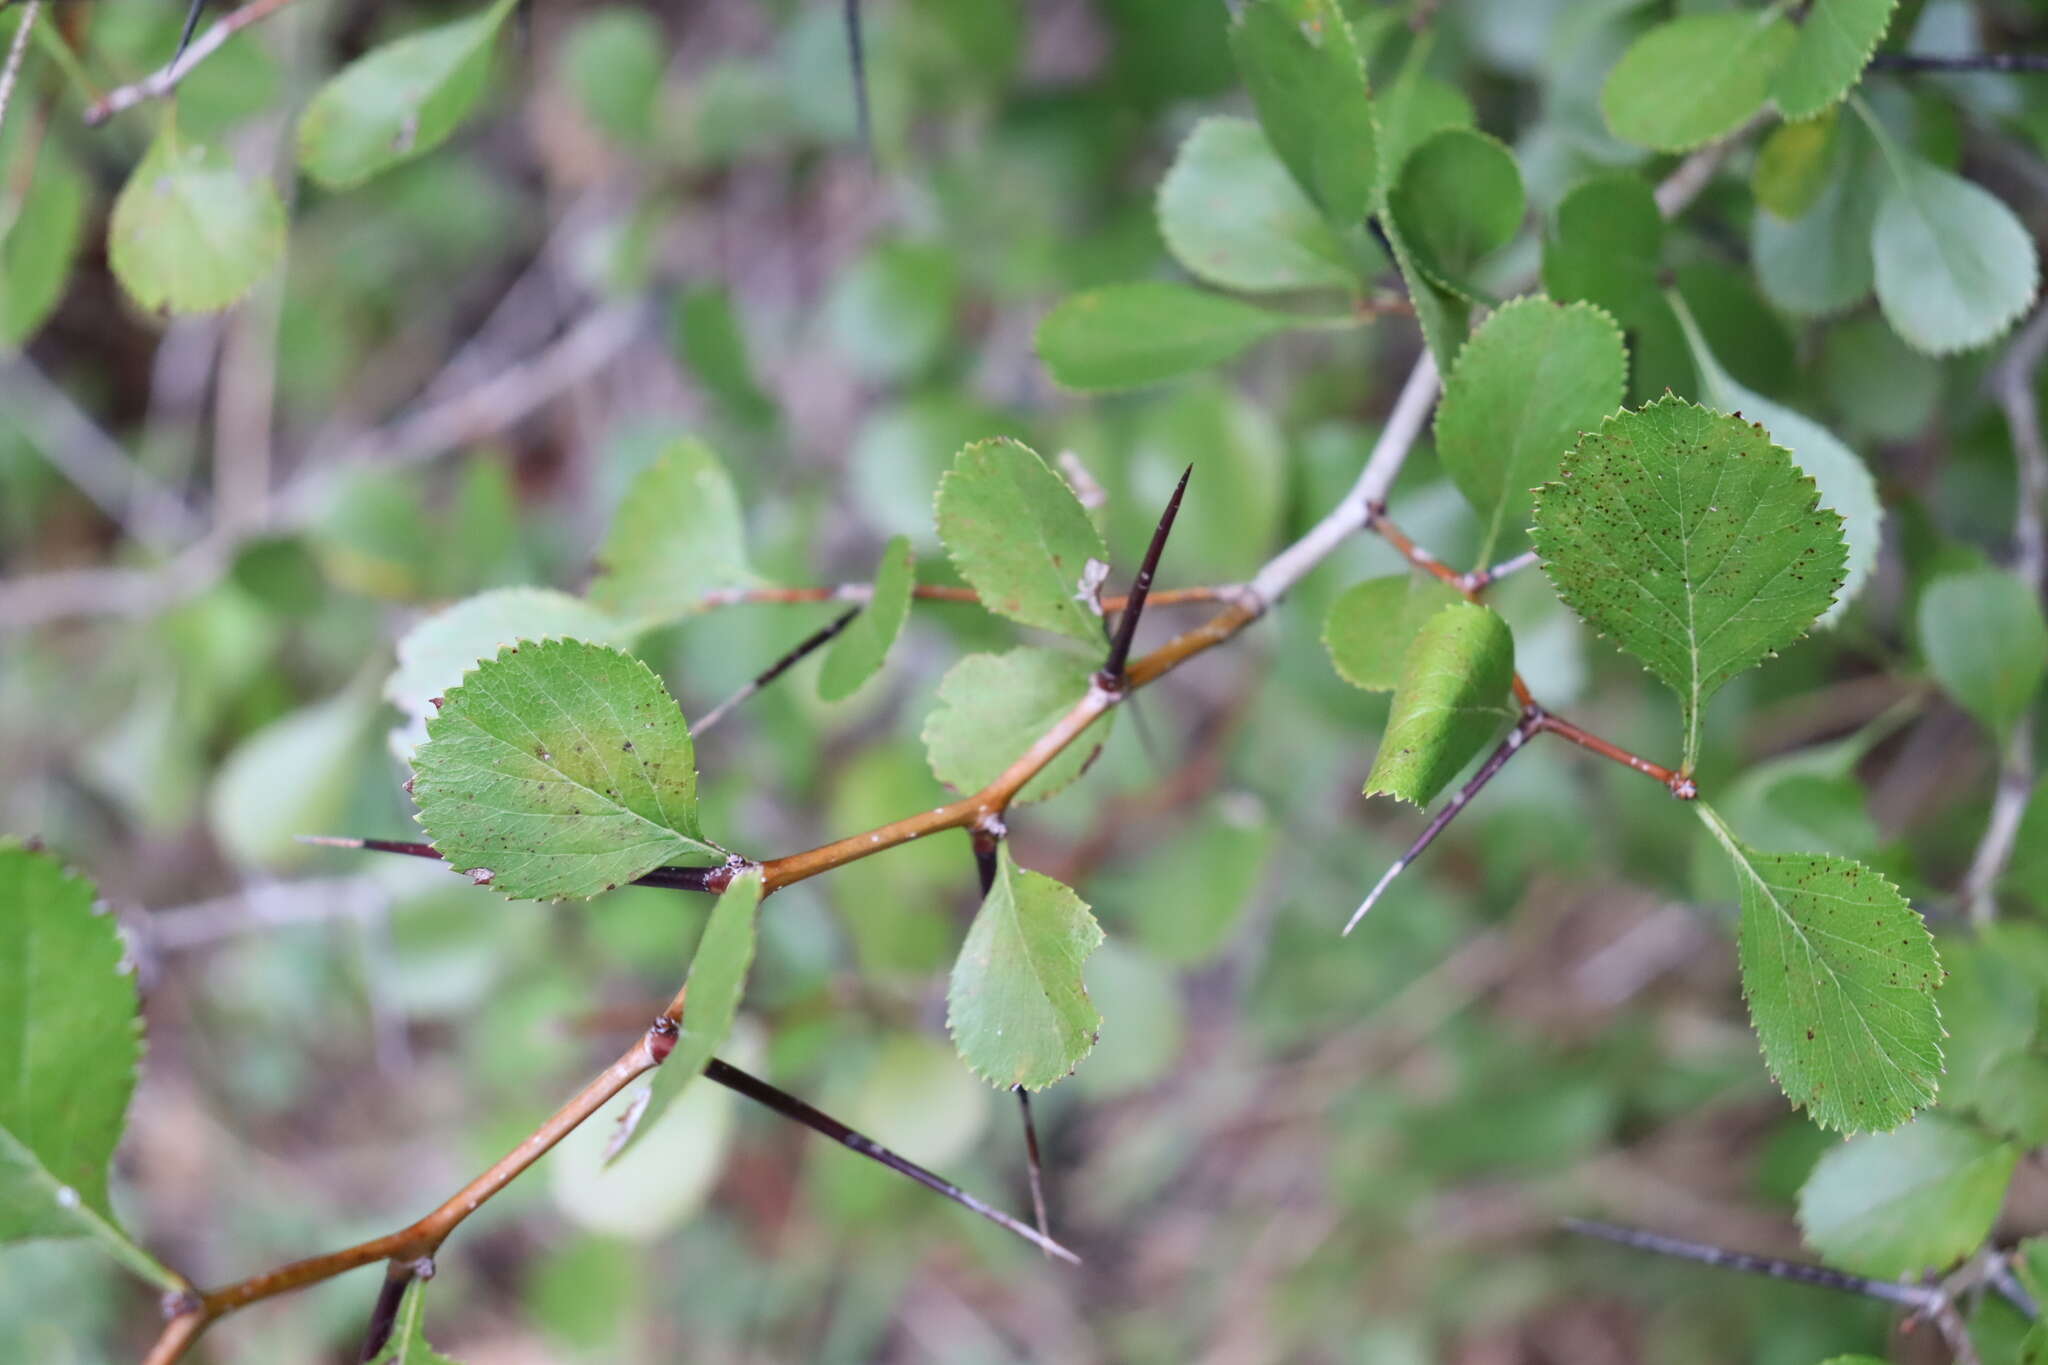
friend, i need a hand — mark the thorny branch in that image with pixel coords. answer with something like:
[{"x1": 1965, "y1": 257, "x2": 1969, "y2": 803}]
[
  {"x1": 82, "y1": 0, "x2": 303, "y2": 125},
  {"x1": 142, "y1": 128, "x2": 1760, "y2": 1362}
]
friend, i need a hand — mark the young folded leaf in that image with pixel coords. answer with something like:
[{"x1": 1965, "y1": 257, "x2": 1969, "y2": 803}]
[
  {"x1": 1699, "y1": 804, "x2": 1942, "y2": 1133},
  {"x1": 819, "y1": 535, "x2": 915, "y2": 701},
  {"x1": 411, "y1": 639, "x2": 724, "y2": 899},
  {"x1": 1533, "y1": 398, "x2": 1847, "y2": 772},
  {"x1": 1323, "y1": 574, "x2": 1465, "y2": 693},
  {"x1": 1796, "y1": 1116, "x2": 2015, "y2": 1277},
  {"x1": 0, "y1": 842, "x2": 179, "y2": 1291},
  {"x1": 588, "y1": 439, "x2": 757, "y2": 626},
  {"x1": 1434, "y1": 296, "x2": 1627, "y2": 564},
  {"x1": 1226, "y1": 0, "x2": 1378, "y2": 228},
  {"x1": 608, "y1": 870, "x2": 762, "y2": 1163},
  {"x1": 935, "y1": 439, "x2": 1109, "y2": 643},
  {"x1": 297, "y1": 0, "x2": 519, "y2": 189},
  {"x1": 948, "y1": 845, "x2": 1104, "y2": 1091},
  {"x1": 922, "y1": 647, "x2": 1113, "y2": 805},
  {"x1": 1365, "y1": 602, "x2": 1517, "y2": 807}
]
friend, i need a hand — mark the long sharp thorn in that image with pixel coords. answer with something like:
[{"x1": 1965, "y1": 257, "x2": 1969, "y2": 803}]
[
  {"x1": 695, "y1": 605, "x2": 861, "y2": 736},
  {"x1": 302, "y1": 835, "x2": 728, "y2": 893},
  {"x1": 1014, "y1": 1086, "x2": 1053, "y2": 1257},
  {"x1": 356, "y1": 1263, "x2": 417, "y2": 1363},
  {"x1": 842, "y1": 0, "x2": 872, "y2": 159},
  {"x1": 173, "y1": 0, "x2": 206, "y2": 61},
  {"x1": 1562, "y1": 1219, "x2": 1934, "y2": 1308},
  {"x1": 1343, "y1": 712, "x2": 1538, "y2": 935},
  {"x1": 703, "y1": 1058, "x2": 1080, "y2": 1264},
  {"x1": 1102, "y1": 464, "x2": 1192, "y2": 684}
]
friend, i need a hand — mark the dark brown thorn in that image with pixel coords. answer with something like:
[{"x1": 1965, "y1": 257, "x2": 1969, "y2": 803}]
[
  {"x1": 695, "y1": 605, "x2": 861, "y2": 736},
  {"x1": 301, "y1": 836, "x2": 730, "y2": 893},
  {"x1": 1014, "y1": 1086, "x2": 1053, "y2": 1257},
  {"x1": 701, "y1": 1058, "x2": 1080, "y2": 1264},
  {"x1": 972, "y1": 828, "x2": 1000, "y2": 898},
  {"x1": 172, "y1": 0, "x2": 205, "y2": 61},
  {"x1": 1562, "y1": 1219, "x2": 1936, "y2": 1308},
  {"x1": 1344, "y1": 709, "x2": 1542, "y2": 935},
  {"x1": 1101, "y1": 464, "x2": 1192, "y2": 687},
  {"x1": 355, "y1": 1260, "x2": 415, "y2": 1363},
  {"x1": 842, "y1": 0, "x2": 872, "y2": 158}
]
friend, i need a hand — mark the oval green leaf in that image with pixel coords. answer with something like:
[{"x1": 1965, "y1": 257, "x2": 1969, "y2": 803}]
[
  {"x1": 1601, "y1": 10, "x2": 1797, "y2": 153},
  {"x1": 1226, "y1": 0, "x2": 1378, "y2": 226},
  {"x1": 108, "y1": 129, "x2": 285, "y2": 314},
  {"x1": 1533, "y1": 398, "x2": 1848, "y2": 771},
  {"x1": 1156, "y1": 116, "x2": 1363, "y2": 294},
  {"x1": 1365, "y1": 602, "x2": 1518, "y2": 808},
  {"x1": 297, "y1": 0, "x2": 518, "y2": 188},
  {"x1": 1323, "y1": 574, "x2": 1468, "y2": 693},
  {"x1": 1036, "y1": 282, "x2": 1294, "y2": 392},
  {"x1": 588, "y1": 438, "x2": 757, "y2": 627},
  {"x1": 1798, "y1": 1116, "x2": 2014, "y2": 1272},
  {"x1": 922, "y1": 647, "x2": 1112, "y2": 805},
  {"x1": 947, "y1": 844, "x2": 1104, "y2": 1091},
  {"x1": 1919, "y1": 567, "x2": 2048, "y2": 744},
  {"x1": 818, "y1": 535, "x2": 915, "y2": 701},
  {"x1": 1771, "y1": 0, "x2": 1898, "y2": 121},
  {"x1": 411, "y1": 638, "x2": 723, "y2": 900},
  {"x1": 1386, "y1": 127, "x2": 1525, "y2": 298},
  {"x1": 1871, "y1": 146, "x2": 2041, "y2": 355}
]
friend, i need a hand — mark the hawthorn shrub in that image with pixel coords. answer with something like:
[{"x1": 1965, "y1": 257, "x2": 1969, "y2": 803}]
[{"x1": 5, "y1": 1, "x2": 2048, "y2": 1362}]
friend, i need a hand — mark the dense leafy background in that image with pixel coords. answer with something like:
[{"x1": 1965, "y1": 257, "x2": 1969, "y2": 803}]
[{"x1": 5, "y1": 0, "x2": 2048, "y2": 1361}]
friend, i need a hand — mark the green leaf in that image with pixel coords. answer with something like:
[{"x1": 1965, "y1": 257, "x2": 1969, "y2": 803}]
[
  {"x1": 559, "y1": 6, "x2": 664, "y2": 145},
  {"x1": 1375, "y1": 48, "x2": 1475, "y2": 177},
  {"x1": 2009, "y1": 777, "x2": 2048, "y2": 910},
  {"x1": 1227, "y1": 0, "x2": 1378, "y2": 226},
  {"x1": 1323, "y1": 575, "x2": 1467, "y2": 693},
  {"x1": 1156, "y1": 117, "x2": 1364, "y2": 294},
  {"x1": 1541, "y1": 173, "x2": 1688, "y2": 403},
  {"x1": 1754, "y1": 115, "x2": 1884, "y2": 317},
  {"x1": 1754, "y1": 114, "x2": 1839, "y2": 220},
  {"x1": 387, "y1": 587, "x2": 628, "y2": 728},
  {"x1": 1797, "y1": 1116, "x2": 2014, "y2": 1273},
  {"x1": 209, "y1": 681, "x2": 379, "y2": 870},
  {"x1": 0, "y1": 145, "x2": 86, "y2": 346},
  {"x1": 368, "y1": 1277, "x2": 463, "y2": 1364},
  {"x1": 818, "y1": 536, "x2": 915, "y2": 701},
  {"x1": 1365, "y1": 602, "x2": 1518, "y2": 807},
  {"x1": 587, "y1": 439, "x2": 756, "y2": 626},
  {"x1": 947, "y1": 844, "x2": 1104, "y2": 1091},
  {"x1": 296, "y1": 0, "x2": 518, "y2": 188},
  {"x1": 1385, "y1": 128, "x2": 1524, "y2": 298},
  {"x1": 935, "y1": 439, "x2": 1110, "y2": 644},
  {"x1": 1035, "y1": 282, "x2": 1294, "y2": 391},
  {"x1": 108, "y1": 129, "x2": 284, "y2": 314},
  {"x1": 1124, "y1": 382, "x2": 1287, "y2": 581},
  {"x1": 1918, "y1": 568, "x2": 2048, "y2": 743},
  {"x1": 1771, "y1": 0, "x2": 1898, "y2": 120},
  {"x1": 1435, "y1": 296, "x2": 1627, "y2": 562},
  {"x1": 411, "y1": 638, "x2": 723, "y2": 900},
  {"x1": 1380, "y1": 208, "x2": 1470, "y2": 376},
  {"x1": 670, "y1": 287, "x2": 775, "y2": 430},
  {"x1": 824, "y1": 241, "x2": 960, "y2": 384},
  {"x1": 1869, "y1": 139, "x2": 2041, "y2": 355},
  {"x1": 1699, "y1": 804, "x2": 1943, "y2": 1133},
  {"x1": 922, "y1": 647, "x2": 1112, "y2": 805},
  {"x1": 1601, "y1": 10, "x2": 1797, "y2": 153},
  {"x1": 0, "y1": 843, "x2": 178, "y2": 1291},
  {"x1": 608, "y1": 869, "x2": 761, "y2": 1164},
  {"x1": 1671, "y1": 293, "x2": 1881, "y2": 627},
  {"x1": 1532, "y1": 398, "x2": 1848, "y2": 771}
]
